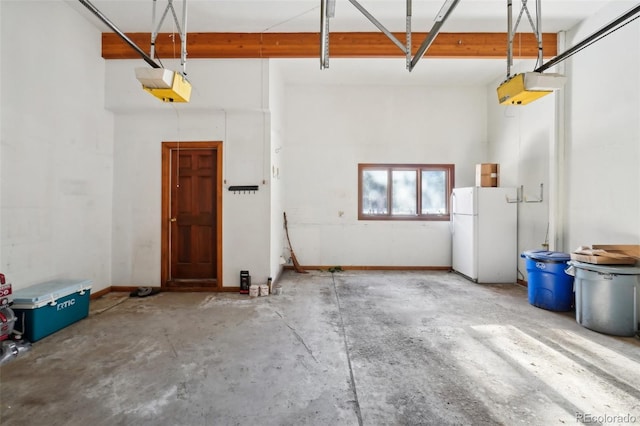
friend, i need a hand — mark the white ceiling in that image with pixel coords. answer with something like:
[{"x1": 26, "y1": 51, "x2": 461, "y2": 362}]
[
  {"x1": 66, "y1": 0, "x2": 619, "y2": 86},
  {"x1": 71, "y1": 0, "x2": 612, "y2": 33}
]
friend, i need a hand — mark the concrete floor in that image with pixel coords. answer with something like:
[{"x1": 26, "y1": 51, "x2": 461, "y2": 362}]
[{"x1": 1, "y1": 270, "x2": 640, "y2": 425}]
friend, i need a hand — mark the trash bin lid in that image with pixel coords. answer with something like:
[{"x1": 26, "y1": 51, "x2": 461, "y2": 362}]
[
  {"x1": 521, "y1": 250, "x2": 571, "y2": 262},
  {"x1": 567, "y1": 261, "x2": 640, "y2": 275}
]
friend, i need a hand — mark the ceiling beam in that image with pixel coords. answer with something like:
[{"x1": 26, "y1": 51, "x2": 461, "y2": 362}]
[{"x1": 102, "y1": 32, "x2": 557, "y2": 60}]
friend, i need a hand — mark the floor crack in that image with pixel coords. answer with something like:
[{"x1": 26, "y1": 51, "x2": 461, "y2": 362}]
[
  {"x1": 331, "y1": 272, "x2": 364, "y2": 426},
  {"x1": 276, "y1": 310, "x2": 318, "y2": 363}
]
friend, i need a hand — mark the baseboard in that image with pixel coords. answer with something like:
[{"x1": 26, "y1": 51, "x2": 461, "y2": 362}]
[
  {"x1": 90, "y1": 287, "x2": 111, "y2": 300},
  {"x1": 283, "y1": 265, "x2": 451, "y2": 271},
  {"x1": 100, "y1": 266, "x2": 447, "y2": 297},
  {"x1": 96, "y1": 285, "x2": 241, "y2": 297},
  {"x1": 217, "y1": 286, "x2": 241, "y2": 293}
]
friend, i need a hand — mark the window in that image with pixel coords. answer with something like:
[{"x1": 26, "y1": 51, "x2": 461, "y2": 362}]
[{"x1": 358, "y1": 163, "x2": 454, "y2": 221}]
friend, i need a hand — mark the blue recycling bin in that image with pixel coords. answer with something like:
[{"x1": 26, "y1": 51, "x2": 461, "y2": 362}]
[{"x1": 521, "y1": 250, "x2": 574, "y2": 311}]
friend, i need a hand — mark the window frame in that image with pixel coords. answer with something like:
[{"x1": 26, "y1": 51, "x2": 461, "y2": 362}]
[{"x1": 358, "y1": 163, "x2": 455, "y2": 221}]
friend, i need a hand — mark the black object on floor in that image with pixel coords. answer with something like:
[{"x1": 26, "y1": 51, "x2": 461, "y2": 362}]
[{"x1": 129, "y1": 287, "x2": 161, "y2": 298}]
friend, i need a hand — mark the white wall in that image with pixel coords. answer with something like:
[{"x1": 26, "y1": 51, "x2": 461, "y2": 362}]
[
  {"x1": 5, "y1": 2, "x2": 635, "y2": 292},
  {"x1": 107, "y1": 59, "x2": 273, "y2": 288},
  {"x1": 487, "y1": 82, "x2": 558, "y2": 279},
  {"x1": 283, "y1": 85, "x2": 488, "y2": 267},
  {"x1": 268, "y1": 63, "x2": 286, "y2": 281},
  {"x1": 487, "y1": 2, "x2": 640, "y2": 280},
  {"x1": 223, "y1": 109, "x2": 272, "y2": 286},
  {"x1": 0, "y1": 2, "x2": 114, "y2": 292},
  {"x1": 564, "y1": 3, "x2": 640, "y2": 250}
]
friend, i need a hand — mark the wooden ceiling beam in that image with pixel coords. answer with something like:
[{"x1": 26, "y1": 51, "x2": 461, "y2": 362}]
[{"x1": 102, "y1": 32, "x2": 557, "y2": 60}]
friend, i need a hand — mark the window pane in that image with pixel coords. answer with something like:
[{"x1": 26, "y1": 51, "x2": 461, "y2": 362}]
[
  {"x1": 422, "y1": 170, "x2": 447, "y2": 214},
  {"x1": 392, "y1": 170, "x2": 417, "y2": 215},
  {"x1": 362, "y1": 170, "x2": 388, "y2": 214}
]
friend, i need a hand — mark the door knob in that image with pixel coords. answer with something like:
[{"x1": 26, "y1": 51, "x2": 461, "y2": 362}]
[{"x1": 170, "y1": 218, "x2": 177, "y2": 222}]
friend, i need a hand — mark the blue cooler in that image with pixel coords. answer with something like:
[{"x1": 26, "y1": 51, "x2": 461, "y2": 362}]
[
  {"x1": 12, "y1": 279, "x2": 92, "y2": 342},
  {"x1": 521, "y1": 250, "x2": 574, "y2": 311}
]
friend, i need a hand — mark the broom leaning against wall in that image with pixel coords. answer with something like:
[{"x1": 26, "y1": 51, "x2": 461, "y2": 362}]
[{"x1": 283, "y1": 212, "x2": 308, "y2": 274}]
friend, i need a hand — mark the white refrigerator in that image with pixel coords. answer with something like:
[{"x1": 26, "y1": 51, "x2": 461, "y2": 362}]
[{"x1": 451, "y1": 187, "x2": 517, "y2": 283}]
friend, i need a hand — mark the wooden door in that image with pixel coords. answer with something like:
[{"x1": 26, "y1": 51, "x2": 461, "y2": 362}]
[{"x1": 162, "y1": 142, "x2": 223, "y2": 290}]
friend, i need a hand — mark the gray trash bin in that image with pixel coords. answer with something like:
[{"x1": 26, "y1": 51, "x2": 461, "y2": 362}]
[{"x1": 566, "y1": 261, "x2": 640, "y2": 336}]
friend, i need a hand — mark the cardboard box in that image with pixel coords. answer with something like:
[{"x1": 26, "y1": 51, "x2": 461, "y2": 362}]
[
  {"x1": 475, "y1": 163, "x2": 499, "y2": 187},
  {"x1": 592, "y1": 245, "x2": 640, "y2": 260},
  {"x1": 12, "y1": 279, "x2": 92, "y2": 342},
  {"x1": 570, "y1": 245, "x2": 639, "y2": 265}
]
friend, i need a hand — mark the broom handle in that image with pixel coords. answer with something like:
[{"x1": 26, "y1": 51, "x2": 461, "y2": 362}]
[{"x1": 284, "y1": 212, "x2": 294, "y2": 252}]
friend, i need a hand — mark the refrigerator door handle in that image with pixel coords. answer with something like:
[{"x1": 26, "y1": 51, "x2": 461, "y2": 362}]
[{"x1": 450, "y1": 192, "x2": 455, "y2": 234}]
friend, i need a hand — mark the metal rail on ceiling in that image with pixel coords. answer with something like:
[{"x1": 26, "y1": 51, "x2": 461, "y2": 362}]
[
  {"x1": 80, "y1": 0, "x2": 191, "y2": 76},
  {"x1": 505, "y1": 1, "x2": 640, "y2": 76},
  {"x1": 78, "y1": 0, "x2": 161, "y2": 69},
  {"x1": 320, "y1": 0, "x2": 460, "y2": 71},
  {"x1": 410, "y1": 0, "x2": 460, "y2": 71},
  {"x1": 506, "y1": 0, "x2": 543, "y2": 78},
  {"x1": 535, "y1": 3, "x2": 640, "y2": 73},
  {"x1": 150, "y1": 0, "x2": 188, "y2": 75}
]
